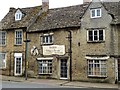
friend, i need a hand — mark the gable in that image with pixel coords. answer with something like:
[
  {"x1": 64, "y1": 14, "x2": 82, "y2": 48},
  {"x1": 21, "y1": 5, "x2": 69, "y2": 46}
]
[{"x1": 81, "y1": 0, "x2": 112, "y2": 29}]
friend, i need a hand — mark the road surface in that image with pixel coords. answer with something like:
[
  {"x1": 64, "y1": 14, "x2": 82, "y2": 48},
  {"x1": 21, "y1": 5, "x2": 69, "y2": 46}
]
[{"x1": 1, "y1": 81, "x2": 118, "y2": 90}]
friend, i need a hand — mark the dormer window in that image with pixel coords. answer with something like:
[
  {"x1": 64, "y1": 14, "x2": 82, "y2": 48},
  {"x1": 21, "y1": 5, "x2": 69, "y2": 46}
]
[
  {"x1": 90, "y1": 8, "x2": 101, "y2": 18},
  {"x1": 15, "y1": 9, "x2": 22, "y2": 21}
]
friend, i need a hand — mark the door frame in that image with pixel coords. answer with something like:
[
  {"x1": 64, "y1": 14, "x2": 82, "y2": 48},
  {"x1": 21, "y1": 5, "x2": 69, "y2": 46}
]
[
  {"x1": 14, "y1": 53, "x2": 22, "y2": 76},
  {"x1": 60, "y1": 58, "x2": 68, "y2": 80},
  {"x1": 118, "y1": 59, "x2": 120, "y2": 81}
]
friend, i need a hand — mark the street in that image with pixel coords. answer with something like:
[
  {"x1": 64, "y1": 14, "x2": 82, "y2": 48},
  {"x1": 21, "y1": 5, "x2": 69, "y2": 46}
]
[{"x1": 1, "y1": 81, "x2": 118, "y2": 90}]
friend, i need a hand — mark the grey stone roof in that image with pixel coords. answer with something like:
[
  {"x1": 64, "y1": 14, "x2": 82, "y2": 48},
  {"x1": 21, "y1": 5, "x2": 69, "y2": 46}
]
[
  {"x1": 1, "y1": 1, "x2": 120, "y2": 31},
  {"x1": 28, "y1": 3, "x2": 89, "y2": 32},
  {"x1": 102, "y1": 2, "x2": 120, "y2": 24},
  {"x1": 1, "y1": 6, "x2": 42, "y2": 30}
]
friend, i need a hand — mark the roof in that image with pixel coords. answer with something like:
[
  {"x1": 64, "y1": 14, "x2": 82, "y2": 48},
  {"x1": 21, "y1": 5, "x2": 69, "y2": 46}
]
[
  {"x1": 28, "y1": 3, "x2": 89, "y2": 32},
  {"x1": 1, "y1": 6, "x2": 42, "y2": 30},
  {"x1": 102, "y1": 2, "x2": 120, "y2": 24},
  {"x1": 1, "y1": 1, "x2": 120, "y2": 32}
]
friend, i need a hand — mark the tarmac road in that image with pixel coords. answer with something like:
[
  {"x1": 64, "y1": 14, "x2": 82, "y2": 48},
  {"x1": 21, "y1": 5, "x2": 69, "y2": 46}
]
[{"x1": 1, "y1": 81, "x2": 118, "y2": 90}]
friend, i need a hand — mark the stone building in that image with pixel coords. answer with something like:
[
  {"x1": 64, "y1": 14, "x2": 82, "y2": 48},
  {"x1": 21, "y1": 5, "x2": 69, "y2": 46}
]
[
  {"x1": 0, "y1": 5, "x2": 41, "y2": 76},
  {"x1": 0, "y1": 0, "x2": 120, "y2": 83}
]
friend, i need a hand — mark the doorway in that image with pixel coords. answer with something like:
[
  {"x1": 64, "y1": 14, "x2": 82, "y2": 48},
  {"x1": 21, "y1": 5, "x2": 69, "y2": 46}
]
[
  {"x1": 60, "y1": 59, "x2": 68, "y2": 79},
  {"x1": 14, "y1": 53, "x2": 22, "y2": 76}
]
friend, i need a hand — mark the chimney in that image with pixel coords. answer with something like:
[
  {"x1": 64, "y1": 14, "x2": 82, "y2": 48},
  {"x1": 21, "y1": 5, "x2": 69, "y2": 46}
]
[
  {"x1": 9, "y1": 7, "x2": 15, "y2": 12},
  {"x1": 83, "y1": 0, "x2": 91, "y2": 3},
  {"x1": 42, "y1": 0, "x2": 49, "y2": 12}
]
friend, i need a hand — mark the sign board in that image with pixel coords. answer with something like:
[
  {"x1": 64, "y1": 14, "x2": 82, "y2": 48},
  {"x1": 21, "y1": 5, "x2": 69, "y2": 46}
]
[{"x1": 43, "y1": 45, "x2": 65, "y2": 55}]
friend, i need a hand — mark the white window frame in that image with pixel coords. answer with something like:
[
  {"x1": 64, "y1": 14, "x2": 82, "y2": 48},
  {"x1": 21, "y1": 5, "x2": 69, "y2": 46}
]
[
  {"x1": 87, "y1": 29, "x2": 105, "y2": 42},
  {"x1": 0, "y1": 53, "x2": 6, "y2": 69},
  {"x1": 38, "y1": 60, "x2": 52, "y2": 74},
  {"x1": 87, "y1": 59, "x2": 107, "y2": 77},
  {"x1": 15, "y1": 9, "x2": 22, "y2": 21},
  {"x1": 41, "y1": 33, "x2": 54, "y2": 45},
  {"x1": 15, "y1": 30, "x2": 23, "y2": 45},
  {"x1": 0, "y1": 31, "x2": 6, "y2": 46},
  {"x1": 90, "y1": 8, "x2": 101, "y2": 18}
]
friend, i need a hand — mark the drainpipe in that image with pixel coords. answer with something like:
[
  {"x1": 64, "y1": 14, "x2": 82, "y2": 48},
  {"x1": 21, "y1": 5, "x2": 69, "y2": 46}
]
[
  {"x1": 9, "y1": 52, "x2": 12, "y2": 76},
  {"x1": 67, "y1": 30, "x2": 72, "y2": 81},
  {"x1": 24, "y1": 32, "x2": 30, "y2": 80}
]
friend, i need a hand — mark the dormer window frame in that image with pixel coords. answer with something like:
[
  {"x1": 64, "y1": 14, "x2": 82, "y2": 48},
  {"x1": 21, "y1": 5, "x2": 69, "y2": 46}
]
[
  {"x1": 15, "y1": 9, "x2": 22, "y2": 21},
  {"x1": 90, "y1": 8, "x2": 102, "y2": 18}
]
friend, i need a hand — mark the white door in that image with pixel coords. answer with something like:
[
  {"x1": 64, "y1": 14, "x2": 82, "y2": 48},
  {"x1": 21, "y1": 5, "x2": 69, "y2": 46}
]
[
  {"x1": 60, "y1": 59, "x2": 68, "y2": 79},
  {"x1": 14, "y1": 53, "x2": 22, "y2": 76}
]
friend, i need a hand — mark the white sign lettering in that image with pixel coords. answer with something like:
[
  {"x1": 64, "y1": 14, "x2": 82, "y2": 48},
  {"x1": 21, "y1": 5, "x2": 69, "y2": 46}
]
[{"x1": 43, "y1": 45, "x2": 65, "y2": 55}]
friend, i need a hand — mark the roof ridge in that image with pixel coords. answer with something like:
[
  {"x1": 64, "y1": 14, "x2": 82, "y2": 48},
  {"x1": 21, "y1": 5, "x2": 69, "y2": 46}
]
[{"x1": 15, "y1": 5, "x2": 42, "y2": 10}]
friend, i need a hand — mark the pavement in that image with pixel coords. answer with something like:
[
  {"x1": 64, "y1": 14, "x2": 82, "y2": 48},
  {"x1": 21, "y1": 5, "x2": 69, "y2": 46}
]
[{"x1": 0, "y1": 75, "x2": 119, "y2": 89}]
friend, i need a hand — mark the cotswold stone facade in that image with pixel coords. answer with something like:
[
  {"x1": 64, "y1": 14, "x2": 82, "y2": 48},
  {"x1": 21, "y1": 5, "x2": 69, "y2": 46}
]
[
  {"x1": 0, "y1": 0, "x2": 120, "y2": 83},
  {"x1": 0, "y1": 29, "x2": 26, "y2": 76}
]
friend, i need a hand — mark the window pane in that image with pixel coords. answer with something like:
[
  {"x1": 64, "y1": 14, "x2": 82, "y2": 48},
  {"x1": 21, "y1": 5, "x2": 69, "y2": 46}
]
[
  {"x1": 88, "y1": 31, "x2": 93, "y2": 41},
  {"x1": 49, "y1": 35, "x2": 53, "y2": 43},
  {"x1": 42, "y1": 34, "x2": 53, "y2": 44},
  {"x1": 91, "y1": 10, "x2": 95, "y2": 17},
  {"x1": 15, "y1": 31, "x2": 22, "y2": 45},
  {"x1": 94, "y1": 31, "x2": 98, "y2": 40},
  {"x1": 0, "y1": 32, "x2": 6, "y2": 45},
  {"x1": 99, "y1": 30, "x2": 103, "y2": 40},
  {"x1": 88, "y1": 59, "x2": 107, "y2": 77},
  {"x1": 43, "y1": 36, "x2": 45, "y2": 43},
  {"x1": 46, "y1": 36, "x2": 49, "y2": 43},
  {"x1": 97, "y1": 9, "x2": 101, "y2": 16},
  {"x1": 0, "y1": 53, "x2": 6, "y2": 68},
  {"x1": 38, "y1": 60, "x2": 52, "y2": 74}
]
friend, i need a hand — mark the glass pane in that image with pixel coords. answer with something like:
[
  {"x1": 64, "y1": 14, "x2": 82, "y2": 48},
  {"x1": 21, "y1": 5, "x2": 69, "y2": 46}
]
[
  {"x1": 49, "y1": 35, "x2": 53, "y2": 43},
  {"x1": 99, "y1": 30, "x2": 103, "y2": 40},
  {"x1": 0, "y1": 32, "x2": 6, "y2": 45},
  {"x1": 94, "y1": 31, "x2": 98, "y2": 40},
  {"x1": 46, "y1": 36, "x2": 49, "y2": 43},
  {"x1": 43, "y1": 36, "x2": 45, "y2": 43},
  {"x1": 97, "y1": 9, "x2": 101, "y2": 16},
  {"x1": 95, "y1": 60, "x2": 99, "y2": 64},
  {"x1": 16, "y1": 57, "x2": 21, "y2": 74},
  {"x1": 91, "y1": 10, "x2": 95, "y2": 17},
  {"x1": 16, "y1": 31, "x2": 22, "y2": 44},
  {"x1": 0, "y1": 53, "x2": 5, "y2": 68},
  {"x1": 88, "y1": 31, "x2": 93, "y2": 41},
  {"x1": 38, "y1": 60, "x2": 52, "y2": 74}
]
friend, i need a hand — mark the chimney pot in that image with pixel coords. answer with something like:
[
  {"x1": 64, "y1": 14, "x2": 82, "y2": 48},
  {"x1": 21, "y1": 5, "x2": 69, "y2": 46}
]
[
  {"x1": 9, "y1": 7, "x2": 15, "y2": 12},
  {"x1": 42, "y1": 0, "x2": 49, "y2": 12}
]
